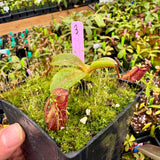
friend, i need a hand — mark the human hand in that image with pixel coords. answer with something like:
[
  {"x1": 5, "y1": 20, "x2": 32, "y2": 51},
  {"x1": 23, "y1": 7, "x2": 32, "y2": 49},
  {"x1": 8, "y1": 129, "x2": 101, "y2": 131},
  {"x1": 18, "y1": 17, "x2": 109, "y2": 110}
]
[{"x1": 0, "y1": 123, "x2": 25, "y2": 160}]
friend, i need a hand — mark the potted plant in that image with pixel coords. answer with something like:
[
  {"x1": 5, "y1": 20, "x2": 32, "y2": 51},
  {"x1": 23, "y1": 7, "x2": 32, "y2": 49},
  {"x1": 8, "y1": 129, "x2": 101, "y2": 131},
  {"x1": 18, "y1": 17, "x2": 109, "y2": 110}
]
[
  {"x1": 0, "y1": 1, "x2": 159, "y2": 159},
  {"x1": 0, "y1": 52, "x2": 143, "y2": 160}
]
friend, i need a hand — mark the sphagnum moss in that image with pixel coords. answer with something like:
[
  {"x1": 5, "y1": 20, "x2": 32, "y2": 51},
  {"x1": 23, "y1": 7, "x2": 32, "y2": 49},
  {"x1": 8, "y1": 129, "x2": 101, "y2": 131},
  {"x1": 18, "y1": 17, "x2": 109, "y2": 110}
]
[{"x1": 2, "y1": 69, "x2": 136, "y2": 153}]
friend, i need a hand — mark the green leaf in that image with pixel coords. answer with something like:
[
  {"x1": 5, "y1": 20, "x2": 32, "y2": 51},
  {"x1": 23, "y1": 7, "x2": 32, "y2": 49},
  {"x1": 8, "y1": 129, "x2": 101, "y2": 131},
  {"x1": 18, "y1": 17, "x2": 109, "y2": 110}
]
[
  {"x1": 20, "y1": 59, "x2": 25, "y2": 68},
  {"x1": 126, "y1": 48, "x2": 133, "y2": 53},
  {"x1": 144, "y1": 2, "x2": 150, "y2": 10},
  {"x1": 149, "y1": 97, "x2": 155, "y2": 105},
  {"x1": 125, "y1": 144, "x2": 129, "y2": 152},
  {"x1": 140, "y1": 48, "x2": 149, "y2": 54},
  {"x1": 155, "y1": 110, "x2": 160, "y2": 115},
  {"x1": 97, "y1": 48, "x2": 106, "y2": 55},
  {"x1": 137, "y1": 45, "x2": 141, "y2": 53},
  {"x1": 85, "y1": 27, "x2": 92, "y2": 41},
  {"x1": 149, "y1": 105, "x2": 160, "y2": 109},
  {"x1": 95, "y1": 14, "x2": 106, "y2": 28},
  {"x1": 99, "y1": 36, "x2": 111, "y2": 40},
  {"x1": 112, "y1": 35, "x2": 119, "y2": 40},
  {"x1": 117, "y1": 43, "x2": 124, "y2": 50},
  {"x1": 142, "y1": 122, "x2": 152, "y2": 131},
  {"x1": 51, "y1": 53, "x2": 88, "y2": 72},
  {"x1": 85, "y1": 19, "x2": 92, "y2": 26},
  {"x1": 34, "y1": 50, "x2": 39, "y2": 57},
  {"x1": 8, "y1": 73, "x2": 15, "y2": 80},
  {"x1": 146, "y1": 109, "x2": 152, "y2": 115},
  {"x1": 105, "y1": 27, "x2": 115, "y2": 35},
  {"x1": 89, "y1": 57, "x2": 117, "y2": 73},
  {"x1": 50, "y1": 68, "x2": 88, "y2": 92},
  {"x1": 44, "y1": 28, "x2": 47, "y2": 36},
  {"x1": 10, "y1": 56, "x2": 21, "y2": 70},
  {"x1": 152, "y1": 13, "x2": 158, "y2": 20},
  {"x1": 146, "y1": 86, "x2": 150, "y2": 99},
  {"x1": 138, "y1": 144, "x2": 160, "y2": 160},
  {"x1": 151, "y1": 50, "x2": 160, "y2": 53},
  {"x1": 150, "y1": 35, "x2": 160, "y2": 39},
  {"x1": 129, "y1": 135, "x2": 136, "y2": 142},
  {"x1": 139, "y1": 102, "x2": 145, "y2": 109},
  {"x1": 63, "y1": 0, "x2": 67, "y2": 8},
  {"x1": 117, "y1": 48, "x2": 126, "y2": 59},
  {"x1": 55, "y1": 23, "x2": 61, "y2": 32},
  {"x1": 150, "y1": 125, "x2": 155, "y2": 138},
  {"x1": 145, "y1": 14, "x2": 154, "y2": 23}
]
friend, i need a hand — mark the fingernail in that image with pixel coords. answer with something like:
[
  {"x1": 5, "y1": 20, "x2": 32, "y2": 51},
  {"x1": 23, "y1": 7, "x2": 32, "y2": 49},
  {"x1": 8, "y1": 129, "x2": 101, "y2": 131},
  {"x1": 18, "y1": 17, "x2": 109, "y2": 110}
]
[{"x1": 1, "y1": 123, "x2": 25, "y2": 149}]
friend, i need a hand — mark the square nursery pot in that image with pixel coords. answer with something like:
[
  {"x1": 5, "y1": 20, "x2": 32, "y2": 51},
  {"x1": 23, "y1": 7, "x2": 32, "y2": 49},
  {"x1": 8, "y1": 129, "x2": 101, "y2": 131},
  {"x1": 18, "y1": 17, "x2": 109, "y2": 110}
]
[
  {"x1": 129, "y1": 124, "x2": 151, "y2": 139},
  {"x1": 0, "y1": 79, "x2": 143, "y2": 160}
]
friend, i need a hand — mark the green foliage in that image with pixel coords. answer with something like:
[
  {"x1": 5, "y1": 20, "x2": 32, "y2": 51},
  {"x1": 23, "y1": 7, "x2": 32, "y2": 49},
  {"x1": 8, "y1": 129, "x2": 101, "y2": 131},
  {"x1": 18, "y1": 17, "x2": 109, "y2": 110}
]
[
  {"x1": 124, "y1": 134, "x2": 136, "y2": 152},
  {"x1": 94, "y1": 14, "x2": 106, "y2": 27},
  {"x1": 50, "y1": 53, "x2": 88, "y2": 72},
  {"x1": 122, "y1": 152, "x2": 148, "y2": 160},
  {"x1": 50, "y1": 53, "x2": 118, "y2": 92},
  {"x1": 50, "y1": 68, "x2": 88, "y2": 91}
]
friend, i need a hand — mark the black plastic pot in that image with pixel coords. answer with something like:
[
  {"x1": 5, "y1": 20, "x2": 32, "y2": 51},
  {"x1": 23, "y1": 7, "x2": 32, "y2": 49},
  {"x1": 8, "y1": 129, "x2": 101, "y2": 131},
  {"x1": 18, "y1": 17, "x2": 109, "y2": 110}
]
[
  {"x1": 129, "y1": 123, "x2": 160, "y2": 145},
  {"x1": 0, "y1": 79, "x2": 143, "y2": 160},
  {"x1": 129, "y1": 124, "x2": 151, "y2": 139},
  {"x1": 134, "y1": 129, "x2": 160, "y2": 154},
  {"x1": 16, "y1": 46, "x2": 28, "y2": 59}
]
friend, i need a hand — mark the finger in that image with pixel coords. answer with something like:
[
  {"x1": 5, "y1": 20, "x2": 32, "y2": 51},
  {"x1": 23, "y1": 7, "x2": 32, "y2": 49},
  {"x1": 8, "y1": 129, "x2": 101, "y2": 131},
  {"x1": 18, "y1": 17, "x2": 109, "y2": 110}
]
[
  {"x1": 0, "y1": 123, "x2": 25, "y2": 160},
  {"x1": 8, "y1": 147, "x2": 25, "y2": 160}
]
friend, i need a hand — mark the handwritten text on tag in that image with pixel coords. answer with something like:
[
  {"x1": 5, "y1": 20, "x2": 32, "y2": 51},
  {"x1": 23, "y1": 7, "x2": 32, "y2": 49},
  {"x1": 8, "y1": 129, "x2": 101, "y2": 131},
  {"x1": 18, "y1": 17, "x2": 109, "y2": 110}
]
[{"x1": 71, "y1": 21, "x2": 84, "y2": 62}]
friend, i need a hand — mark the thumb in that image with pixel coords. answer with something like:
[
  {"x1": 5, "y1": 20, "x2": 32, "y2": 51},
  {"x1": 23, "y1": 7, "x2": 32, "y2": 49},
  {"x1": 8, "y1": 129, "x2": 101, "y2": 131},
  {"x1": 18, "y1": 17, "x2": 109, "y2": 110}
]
[{"x1": 0, "y1": 123, "x2": 25, "y2": 160}]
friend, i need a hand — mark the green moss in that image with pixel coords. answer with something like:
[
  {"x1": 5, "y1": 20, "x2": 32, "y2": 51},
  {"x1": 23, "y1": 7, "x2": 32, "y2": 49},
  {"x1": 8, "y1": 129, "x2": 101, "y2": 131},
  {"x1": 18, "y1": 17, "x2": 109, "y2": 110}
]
[{"x1": 2, "y1": 69, "x2": 136, "y2": 153}]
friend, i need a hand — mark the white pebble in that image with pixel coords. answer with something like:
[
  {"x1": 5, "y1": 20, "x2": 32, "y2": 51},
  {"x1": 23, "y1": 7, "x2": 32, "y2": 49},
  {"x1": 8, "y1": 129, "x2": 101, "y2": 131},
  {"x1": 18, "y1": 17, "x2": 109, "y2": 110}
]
[
  {"x1": 115, "y1": 104, "x2": 120, "y2": 107},
  {"x1": 80, "y1": 117, "x2": 87, "y2": 124},
  {"x1": 86, "y1": 109, "x2": 91, "y2": 116}
]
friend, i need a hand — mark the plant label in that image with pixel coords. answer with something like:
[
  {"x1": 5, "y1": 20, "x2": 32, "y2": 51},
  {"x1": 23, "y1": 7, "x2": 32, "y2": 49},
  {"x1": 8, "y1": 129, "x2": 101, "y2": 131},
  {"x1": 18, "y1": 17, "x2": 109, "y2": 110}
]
[
  {"x1": 99, "y1": 0, "x2": 113, "y2": 3},
  {"x1": 93, "y1": 43, "x2": 101, "y2": 49},
  {"x1": 0, "y1": 49, "x2": 9, "y2": 54},
  {"x1": 71, "y1": 21, "x2": 84, "y2": 62}
]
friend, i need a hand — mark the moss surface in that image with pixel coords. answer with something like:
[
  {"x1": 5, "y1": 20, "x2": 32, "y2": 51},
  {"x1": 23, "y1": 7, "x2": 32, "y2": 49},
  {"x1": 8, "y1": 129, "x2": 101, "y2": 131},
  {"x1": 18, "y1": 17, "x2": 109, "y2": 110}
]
[{"x1": 2, "y1": 69, "x2": 136, "y2": 153}]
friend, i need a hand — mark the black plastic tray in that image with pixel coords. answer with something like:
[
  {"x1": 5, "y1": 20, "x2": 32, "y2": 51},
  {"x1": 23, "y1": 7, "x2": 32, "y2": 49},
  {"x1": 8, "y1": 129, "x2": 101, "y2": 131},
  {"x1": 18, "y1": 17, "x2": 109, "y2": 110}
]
[{"x1": 0, "y1": 0, "x2": 97, "y2": 24}]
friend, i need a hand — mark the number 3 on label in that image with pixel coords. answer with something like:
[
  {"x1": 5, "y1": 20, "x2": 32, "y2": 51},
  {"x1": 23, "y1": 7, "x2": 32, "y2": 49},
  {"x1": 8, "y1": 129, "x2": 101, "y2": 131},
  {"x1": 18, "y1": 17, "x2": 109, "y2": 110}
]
[{"x1": 74, "y1": 24, "x2": 78, "y2": 35}]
